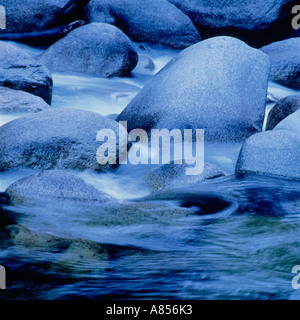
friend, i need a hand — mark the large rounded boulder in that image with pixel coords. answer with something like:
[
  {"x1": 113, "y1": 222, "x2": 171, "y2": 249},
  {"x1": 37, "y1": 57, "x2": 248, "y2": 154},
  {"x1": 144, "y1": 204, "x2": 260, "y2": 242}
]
[
  {"x1": 0, "y1": 108, "x2": 128, "y2": 172},
  {"x1": 169, "y1": 0, "x2": 292, "y2": 30},
  {"x1": 37, "y1": 23, "x2": 138, "y2": 77},
  {"x1": 168, "y1": 0, "x2": 296, "y2": 46},
  {"x1": 85, "y1": 0, "x2": 201, "y2": 49},
  {"x1": 117, "y1": 36, "x2": 270, "y2": 142}
]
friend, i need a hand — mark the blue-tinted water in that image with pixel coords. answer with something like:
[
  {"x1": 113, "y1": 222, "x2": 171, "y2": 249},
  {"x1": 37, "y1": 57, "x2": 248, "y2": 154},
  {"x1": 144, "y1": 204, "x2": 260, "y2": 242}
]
[{"x1": 0, "y1": 42, "x2": 300, "y2": 300}]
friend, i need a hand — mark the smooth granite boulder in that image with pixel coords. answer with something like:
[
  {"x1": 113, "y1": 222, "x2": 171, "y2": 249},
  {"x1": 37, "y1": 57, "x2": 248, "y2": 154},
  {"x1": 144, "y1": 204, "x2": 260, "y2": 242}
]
[
  {"x1": 261, "y1": 38, "x2": 300, "y2": 90},
  {"x1": 0, "y1": 87, "x2": 50, "y2": 113},
  {"x1": 85, "y1": 0, "x2": 201, "y2": 49},
  {"x1": 145, "y1": 162, "x2": 225, "y2": 191},
  {"x1": 168, "y1": 0, "x2": 295, "y2": 46},
  {"x1": 0, "y1": 0, "x2": 89, "y2": 33},
  {"x1": 0, "y1": 108, "x2": 128, "y2": 172},
  {"x1": 274, "y1": 108, "x2": 300, "y2": 134},
  {"x1": 117, "y1": 36, "x2": 270, "y2": 142},
  {"x1": 0, "y1": 41, "x2": 53, "y2": 104},
  {"x1": 37, "y1": 23, "x2": 138, "y2": 77},
  {"x1": 266, "y1": 95, "x2": 300, "y2": 130},
  {"x1": 235, "y1": 130, "x2": 300, "y2": 180},
  {"x1": 5, "y1": 170, "x2": 115, "y2": 204}
]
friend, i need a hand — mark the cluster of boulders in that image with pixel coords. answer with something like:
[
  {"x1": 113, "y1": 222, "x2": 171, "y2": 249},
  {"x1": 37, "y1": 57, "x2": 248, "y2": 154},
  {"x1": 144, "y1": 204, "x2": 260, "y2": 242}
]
[
  {"x1": 2, "y1": 0, "x2": 299, "y2": 45},
  {"x1": 0, "y1": 0, "x2": 299, "y2": 80},
  {"x1": 0, "y1": 0, "x2": 299, "y2": 212}
]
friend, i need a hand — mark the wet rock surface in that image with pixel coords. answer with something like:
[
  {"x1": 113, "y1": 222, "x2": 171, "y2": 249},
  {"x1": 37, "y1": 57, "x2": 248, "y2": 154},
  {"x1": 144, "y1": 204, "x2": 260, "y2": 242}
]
[
  {"x1": 0, "y1": 108, "x2": 128, "y2": 172},
  {"x1": 0, "y1": 41, "x2": 53, "y2": 104},
  {"x1": 37, "y1": 23, "x2": 138, "y2": 77},
  {"x1": 85, "y1": 0, "x2": 201, "y2": 49},
  {"x1": 117, "y1": 36, "x2": 270, "y2": 142}
]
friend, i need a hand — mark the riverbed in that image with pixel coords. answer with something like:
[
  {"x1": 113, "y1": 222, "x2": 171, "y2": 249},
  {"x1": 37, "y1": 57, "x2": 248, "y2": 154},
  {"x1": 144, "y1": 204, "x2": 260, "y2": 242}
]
[{"x1": 0, "y1": 41, "x2": 300, "y2": 300}]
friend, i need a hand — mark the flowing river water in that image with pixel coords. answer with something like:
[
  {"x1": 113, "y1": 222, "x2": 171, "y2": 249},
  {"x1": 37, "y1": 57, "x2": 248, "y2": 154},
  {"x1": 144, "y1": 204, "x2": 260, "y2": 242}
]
[{"x1": 0, "y1": 41, "x2": 300, "y2": 300}]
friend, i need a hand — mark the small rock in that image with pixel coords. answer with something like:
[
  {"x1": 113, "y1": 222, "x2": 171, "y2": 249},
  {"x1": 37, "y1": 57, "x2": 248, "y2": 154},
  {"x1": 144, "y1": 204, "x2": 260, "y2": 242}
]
[
  {"x1": 266, "y1": 95, "x2": 300, "y2": 130},
  {"x1": 145, "y1": 162, "x2": 225, "y2": 191}
]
